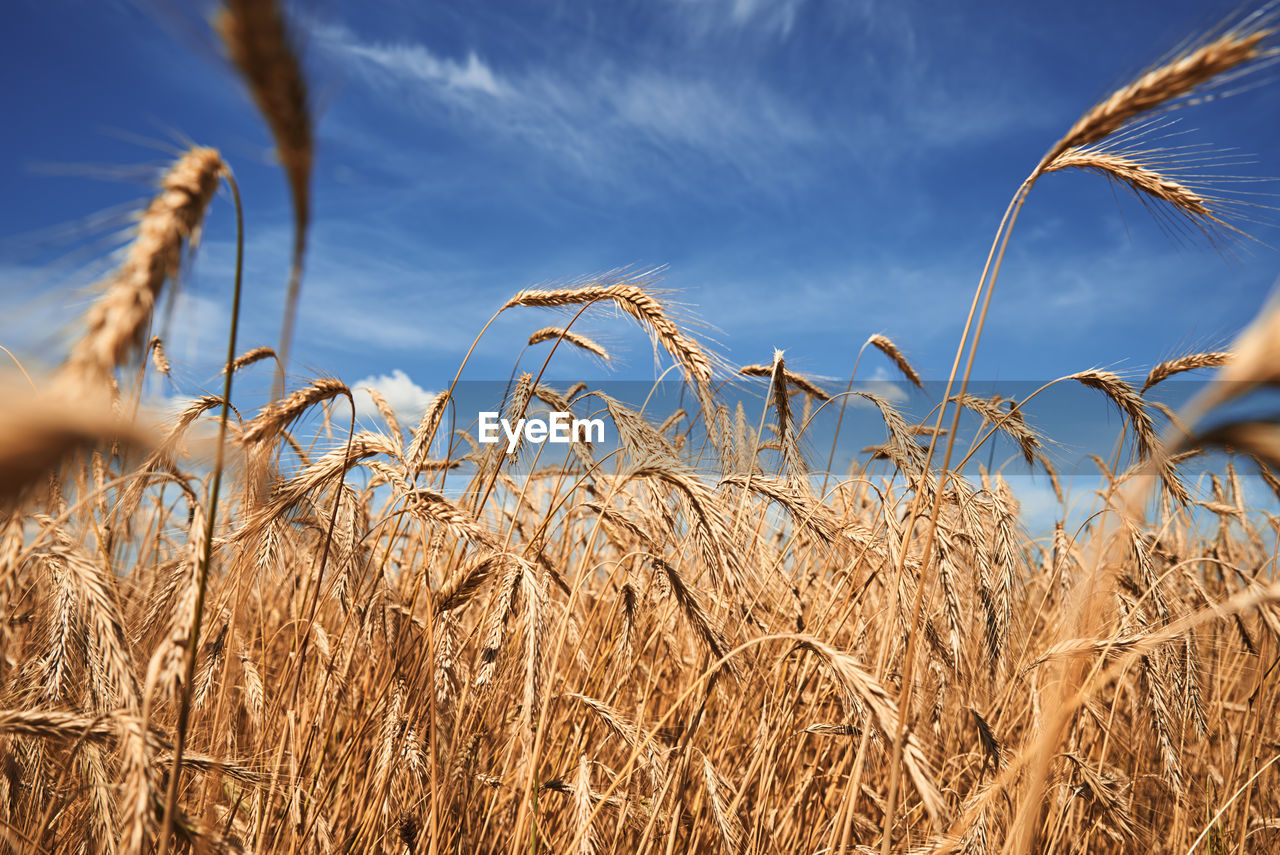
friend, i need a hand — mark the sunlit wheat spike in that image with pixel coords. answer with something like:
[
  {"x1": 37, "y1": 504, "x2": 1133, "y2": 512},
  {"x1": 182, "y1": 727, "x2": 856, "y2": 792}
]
[
  {"x1": 572, "y1": 754, "x2": 597, "y2": 855},
  {"x1": 1143, "y1": 350, "x2": 1233, "y2": 392},
  {"x1": 1042, "y1": 146, "x2": 1235, "y2": 235},
  {"x1": 765, "y1": 349, "x2": 807, "y2": 477},
  {"x1": 700, "y1": 752, "x2": 745, "y2": 854},
  {"x1": 363, "y1": 387, "x2": 402, "y2": 447},
  {"x1": 649, "y1": 556, "x2": 735, "y2": 676},
  {"x1": 952, "y1": 393, "x2": 1042, "y2": 466},
  {"x1": 1040, "y1": 22, "x2": 1275, "y2": 170},
  {"x1": 148, "y1": 336, "x2": 170, "y2": 377},
  {"x1": 566, "y1": 693, "x2": 670, "y2": 786},
  {"x1": 504, "y1": 270, "x2": 715, "y2": 389},
  {"x1": 62, "y1": 147, "x2": 223, "y2": 386},
  {"x1": 404, "y1": 390, "x2": 451, "y2": 478},
  {"x1": 527, "y1": 326, "x2": 611, "y2": 361},
  {"x1": 226, "y1": 345, "x2": 277, "y2": 374},
  {"x1": 1067, "y1": 370, "x2": 1157, "y2": 459},
  {"x1": 242, "y1": 377, "x2": 351, "y2": 444},
  {"x1": 738, "y1": 361, "x2": 831, "y2": 400},
  {"x1": 794, "y1": 637, "x2": 947, "y2": 823},
  {"x1": 867, "y1": 333, "x2": 924, "y2": 388}
]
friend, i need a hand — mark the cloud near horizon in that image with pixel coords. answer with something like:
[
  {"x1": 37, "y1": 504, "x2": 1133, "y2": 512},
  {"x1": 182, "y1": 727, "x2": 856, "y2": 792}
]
[{"x1": 354, "y1": 369, "x2": 436, "y2": 426}]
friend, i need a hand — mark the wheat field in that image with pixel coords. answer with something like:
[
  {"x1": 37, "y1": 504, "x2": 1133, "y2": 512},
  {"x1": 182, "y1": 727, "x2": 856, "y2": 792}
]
[{"x1": 5, "y1": 2, "x2": 1280, "y2": 854}]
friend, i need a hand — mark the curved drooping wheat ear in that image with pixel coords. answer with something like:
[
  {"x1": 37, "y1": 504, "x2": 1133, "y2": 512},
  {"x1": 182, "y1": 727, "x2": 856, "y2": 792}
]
[
  {"x1": 1143, "y1": 351, "x2": 1233, "y2": 392},
  {"x1": 42, "y1": 541, "x2": 141, "y2": 713},
  {"x1": 1038, "y1": 23, "x2": 1275, "y2": 172},
  {"x1": 1042, "y1": 147, "x2": 1227, "y2": 230},
  {"x1": 408, "y1": 490, "x2": 498, "y2": 551},
  {"x1": 473, "y1": 555, "x2": 527, "y2": 690},
  {"x1": 527, "y1": 327, "x2": 612, "y2": 362},
  {"x1": 718, "y1": 473, "x2": 841, "y2": 544},
  {"x1": 599, "y1": 394, "x2": 680, "y2": 463},
  {"x1": 700, "y1": 753, "x2": 746, "y2": 855},
  {"x1": 854, "y1": 391, "x2": 928, "y2": 477},
  {"x1": 235, "y1": 432, "x2": 399, "y2": 536},
  {"x1": 865, "y1": 333, "x2": 924, "y2": 389},
  {"x1": 649, "y1": 556, "x2": 735, "y2": 675},
  {"x1": 1068, "y1": 370, "x2": 1157, "y2": 460},
  {"x1": 148, "y1": 336, "x2": 170, "y2": 377},
  {"x1": 63, "y1": 147, "x2": 224, "y2": 385},
  {"x1": 226, "y1": 345, "x2": 277, "y2": 374},
  {"x1": 795, "y1": 637, "x2": 946, "y2": 823},
  {"x1": 738, "y1": 360, "x2": 830, "y2": 400},
  {"x1": 952, "y1": 393, "x2": 1043, "y2": 466},
  {"x1": 504, "y1": 271, "x2": 715, "y2": 391},
  {"x1": 217, "y1": 0, "x2": 312, "y2": 374},
  {"x1": 625, "y1": 463, "x2": 745, "y2": 597},
  {"x1": 242, "y1": 377, "x2": 351, "y2": 444},
  {"x1": 565, "y1": 692, "x2": 670, "y2": 788}
]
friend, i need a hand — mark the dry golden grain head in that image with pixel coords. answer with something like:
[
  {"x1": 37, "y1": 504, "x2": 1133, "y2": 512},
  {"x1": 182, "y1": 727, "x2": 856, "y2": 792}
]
[
  {"x1": 62, "y1": 147, "x2": 223, "y2": 386},
  {"x1": 242, "y1": 377, "x2": 351, "y2": 444},
  {"x1": 1143, "y1": 351, "x2": 1233, "y2": 392},
  {"x1": 1043, "y1": 147, "x2": 1225, "y2": 231},
  {"x1": 738, "y1": 361, "x2": 831, "y2": 400},
  {"x1": 227, "y1": 345, "x2": 277, "y2": 374},
  {"x1": 867, "y1": 333, "x2": 923, "y2": 388},
  {"x1": 216, "y1": 0, "x2": 310, "y2": 240},
  {"x1": 1041, "y1": 23, "x2": 1274, "y2": 170},
  {"x1": 1067, "y1": 370, "x2": 1156, "y2": 459},
  {"x1": 504, "y1": 270, "x2": 718, "y2": 390},
  {"x1": 148, "y1": 336, "x2": 171, "y2": 377},
  {"x1": 527, "y1": 327, "x2": 612, "y2": 362}
]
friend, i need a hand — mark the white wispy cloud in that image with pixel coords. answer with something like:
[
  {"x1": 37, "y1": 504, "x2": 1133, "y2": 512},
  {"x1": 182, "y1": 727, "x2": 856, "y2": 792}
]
[
  {"x1": 314, "y1": 24, "x2": 506, "y2": 98},
  {"x1": 354, "y1": 368, "x2": 436, "y2": 424},
  {"x1": 666, "y1": 0, "x2": 809, "y2": 38},
  {"x1": 309, "y1": 20, "x2": 821, "y2": 187},
  {"x1": 861, "y1": 365, "x2": 909, "y2": 404}
]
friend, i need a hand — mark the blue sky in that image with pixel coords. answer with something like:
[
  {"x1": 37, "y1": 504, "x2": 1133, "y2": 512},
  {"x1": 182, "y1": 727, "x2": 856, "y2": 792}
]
[{"x1": 4, "y1": 0, "x2": 1280, "y2": 488}]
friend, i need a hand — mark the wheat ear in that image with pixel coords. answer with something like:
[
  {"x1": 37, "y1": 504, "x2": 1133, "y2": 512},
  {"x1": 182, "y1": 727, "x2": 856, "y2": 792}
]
[{"x1": 63, "y1": 148, "x2": 223, "y2": 386}]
